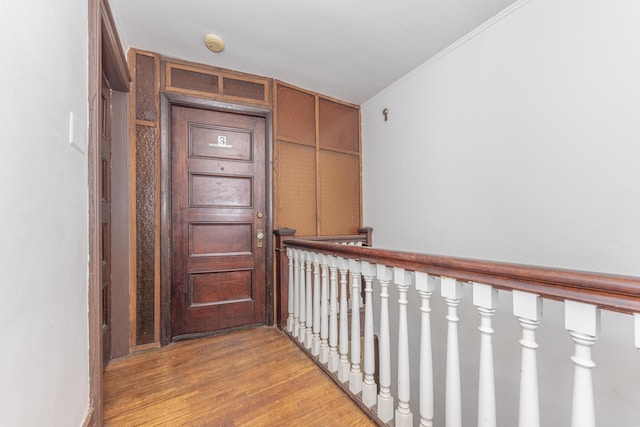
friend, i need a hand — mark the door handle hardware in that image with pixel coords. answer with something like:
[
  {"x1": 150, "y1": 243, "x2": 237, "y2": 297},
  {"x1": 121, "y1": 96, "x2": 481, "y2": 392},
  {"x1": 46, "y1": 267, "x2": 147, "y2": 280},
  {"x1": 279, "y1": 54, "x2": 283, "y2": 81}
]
[{"x1": 257, "y1": 229, "x2": 264, "y2": 248}]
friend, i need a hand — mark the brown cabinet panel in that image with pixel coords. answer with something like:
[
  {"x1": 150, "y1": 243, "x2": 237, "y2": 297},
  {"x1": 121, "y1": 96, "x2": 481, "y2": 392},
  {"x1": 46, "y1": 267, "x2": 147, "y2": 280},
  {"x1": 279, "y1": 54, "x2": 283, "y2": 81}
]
[
  {"x1": 169, "y1": 66, "x2": 219, "y2": 95},
  {"x1": 276, "y1": 84, "x2": 316, "y2": 146},
  {"x1": 319, "y1": 98, "x2": 359, "y2": 153},
  {"x1": 275, "y1": 141, "x2": 317, "y2": 236},
  {"x1": 318, "y1": 150, "x2": 361, "y2": 235}
]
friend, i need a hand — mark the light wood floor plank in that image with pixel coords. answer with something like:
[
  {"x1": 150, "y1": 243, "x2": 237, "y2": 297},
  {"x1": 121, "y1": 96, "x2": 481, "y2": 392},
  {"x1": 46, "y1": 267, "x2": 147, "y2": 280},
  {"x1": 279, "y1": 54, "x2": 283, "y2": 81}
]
[{"x1": 104, "y1": 326, "x2": 377, "y2": 426}]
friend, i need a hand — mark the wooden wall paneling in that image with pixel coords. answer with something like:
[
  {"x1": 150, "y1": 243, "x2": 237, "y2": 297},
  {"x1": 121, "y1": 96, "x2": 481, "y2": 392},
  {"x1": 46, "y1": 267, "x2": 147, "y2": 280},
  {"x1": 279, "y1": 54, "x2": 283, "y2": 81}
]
[
  {"x1": 318, "y1": 150, "x2": 361, "y2": 235},
  {"x1": 165, "y1": 62, "x2": 220, "y2": 97},
  {"x1": 129, "y1": 49, "x2": 161, "y2": 351},
  {"x1": 318, "y1": 97, "x2": 359, "y2": 152},
  {"x1": 127, "y1": 49, "x2": 138, "y2": 351},
  {"x1": 162, "y1": 58, "x2": 271, "y2": 107},
  {"x1": 276, "y1": 141, "x2": 317, "y2": 236},
  {"x1": 275, "y1": 83, "x2": 316, "y2": 146},
  {"x1": 315, "y1": 94, "x2": 321, "y2": 237}
]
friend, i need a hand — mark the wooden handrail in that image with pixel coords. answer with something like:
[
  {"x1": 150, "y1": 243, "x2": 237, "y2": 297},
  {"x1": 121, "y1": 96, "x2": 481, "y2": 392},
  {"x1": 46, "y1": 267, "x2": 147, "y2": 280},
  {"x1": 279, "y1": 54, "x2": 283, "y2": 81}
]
[{"x1": 282, "y1": 239, "x2": 640, "y2": 315}]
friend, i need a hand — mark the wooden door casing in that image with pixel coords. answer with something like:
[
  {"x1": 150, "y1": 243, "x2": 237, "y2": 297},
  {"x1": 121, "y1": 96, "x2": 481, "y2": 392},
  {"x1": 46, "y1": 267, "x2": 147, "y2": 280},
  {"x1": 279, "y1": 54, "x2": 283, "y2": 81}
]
[
  {"x1": 101, "y1": 74, "x2": 112, "y2": 364},
  {"x1": 171, "y1": 106, "x2": 267, "y2": 338}
]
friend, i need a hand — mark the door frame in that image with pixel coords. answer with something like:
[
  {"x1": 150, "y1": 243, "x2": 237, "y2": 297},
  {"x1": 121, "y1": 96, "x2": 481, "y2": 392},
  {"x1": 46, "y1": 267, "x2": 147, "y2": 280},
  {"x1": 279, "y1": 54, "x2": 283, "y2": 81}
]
[{"x1": 159, "y1": 92, "x2": 274, "y2": 345}]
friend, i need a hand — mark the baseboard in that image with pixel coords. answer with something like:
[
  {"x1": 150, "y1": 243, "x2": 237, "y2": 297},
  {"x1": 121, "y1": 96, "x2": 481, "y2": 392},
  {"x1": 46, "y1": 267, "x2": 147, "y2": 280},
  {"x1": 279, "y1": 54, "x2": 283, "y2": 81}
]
[{"x1": 83, "y1": 407, "x2": 95, "y2": 427}]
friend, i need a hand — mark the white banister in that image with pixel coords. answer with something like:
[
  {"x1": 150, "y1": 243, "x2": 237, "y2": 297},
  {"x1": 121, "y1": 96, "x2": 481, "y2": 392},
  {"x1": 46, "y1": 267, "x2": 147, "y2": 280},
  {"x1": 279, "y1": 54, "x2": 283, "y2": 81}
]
[
  {"x1": 319, "y1": 254, "x2": 330, "y2": 364},
  {"x1": 441, "y1": 276, "x2": 463, "y2": 427},
  {"x1": 361, "y1": 261, "x2": 377, "y2": 408},
  {"x1": 473, "y1": 282, "x2": 498, "y2": 427},
  {"x1": 287, "y1": 247, "x2": 294, "y2": 333},
  {"x1": 328, "y1": 256, "x2": 339, "y2": 373},
  {"x1": 513, "y1": 290, "x2": 542, "y2": 427},
  {"x1": 338, "y1": 257, "x2": 350, "y2": 382},
  {"x1": 415, "y1": 271, "x2": 436, "y2": 427},
  {"x1": 565, "y1": 300, "x2": 600, "y2": 427},
  {"x1": 635, "y1": 313, "x2": 640, "y2": 353},
  {"x1": 305, "y1": 254, "x2": 313, "y2": 349},
  {"x1": 279, "y1": 241, "x2": 640, "y2": 427},
  {"x1": 292, "y1": 249, "x2": 301, "y2": 338},
  {"x1": 394, "y1": 267, "x2": 413, "y2": 427},
  {"x1": 349, "y1": 258, "x2": 363, "y2": 394},
  {"x1": 298, "y1": 251, "x2": 307, "y2": 343},
  {"x1": 311, "y1": 253, "x2": 321, "y2": 355},
  {"x1": 377, "y1": 264, "x2": 394, "y2": 423}
]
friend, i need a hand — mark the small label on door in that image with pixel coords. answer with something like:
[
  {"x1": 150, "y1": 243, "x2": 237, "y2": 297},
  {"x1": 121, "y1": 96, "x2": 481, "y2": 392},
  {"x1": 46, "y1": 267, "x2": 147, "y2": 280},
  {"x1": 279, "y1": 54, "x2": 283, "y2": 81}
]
[{"x1": 209, "y1": 135, "x2": 232, "y2": 148}]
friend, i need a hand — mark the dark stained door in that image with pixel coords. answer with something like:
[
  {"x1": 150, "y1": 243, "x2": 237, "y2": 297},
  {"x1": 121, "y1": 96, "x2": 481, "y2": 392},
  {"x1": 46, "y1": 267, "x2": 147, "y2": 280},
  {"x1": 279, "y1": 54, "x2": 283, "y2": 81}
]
[
  {"x1": 171, "y1": 106, "x2": 267, "y2": 338},
  {"x1": 100, "y1": 75, "x2": 112, "y2": 363}
]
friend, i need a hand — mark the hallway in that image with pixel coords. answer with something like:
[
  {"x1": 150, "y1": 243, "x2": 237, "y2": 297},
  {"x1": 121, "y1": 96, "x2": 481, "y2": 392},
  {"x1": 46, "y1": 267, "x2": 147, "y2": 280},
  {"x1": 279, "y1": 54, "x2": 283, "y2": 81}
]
[{"x1": 104, "y1": 327, "x2": 377, "y2": 426}]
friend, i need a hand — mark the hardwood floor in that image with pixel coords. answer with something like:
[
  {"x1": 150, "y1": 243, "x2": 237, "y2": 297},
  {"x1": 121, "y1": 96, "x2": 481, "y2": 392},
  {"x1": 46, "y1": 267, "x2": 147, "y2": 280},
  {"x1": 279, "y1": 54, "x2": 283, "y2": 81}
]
[{"x1": 104, "y1": 326, "x2": 377, "y2": 426}]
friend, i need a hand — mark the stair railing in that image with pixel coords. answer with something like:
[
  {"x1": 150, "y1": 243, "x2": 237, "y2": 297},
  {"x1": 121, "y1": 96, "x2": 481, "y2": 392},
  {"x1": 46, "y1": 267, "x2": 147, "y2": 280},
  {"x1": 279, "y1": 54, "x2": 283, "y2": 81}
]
[{"x1": 274, "y1": 228, "x2": 640, "y2": 426}]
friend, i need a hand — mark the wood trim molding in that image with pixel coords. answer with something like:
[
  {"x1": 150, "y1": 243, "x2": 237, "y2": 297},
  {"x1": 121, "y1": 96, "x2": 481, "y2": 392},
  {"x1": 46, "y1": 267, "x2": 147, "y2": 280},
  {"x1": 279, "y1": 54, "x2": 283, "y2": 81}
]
[
  {"x1": 159, "y1": 92, "x2": 275, "y2": 344},
  {"x1": 100, "y1": 0, "x2": 130, "y2": 92},
  {"x1": 87, "y1": 0, "x2": 102, "y2": 424}
]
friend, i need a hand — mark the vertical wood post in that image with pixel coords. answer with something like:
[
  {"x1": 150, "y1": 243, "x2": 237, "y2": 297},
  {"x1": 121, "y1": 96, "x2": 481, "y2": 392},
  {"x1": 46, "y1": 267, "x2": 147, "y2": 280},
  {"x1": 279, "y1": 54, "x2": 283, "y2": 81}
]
[
  {"x1": 286, "y1": 248, "x2": 294, "y2": 332},
  {"x1": 513, "y1": 290, "x2": 542, "y2": 427},
  {"x1": 358, "y1": 226, "x2": 374, "y2": 247},
  {"x1": 328, "y1": 256, "x2": 339, "y2": 373},
  {"x1": 361, "y1": 261, "x2": 377, "y2": 408},
  {"x1": 441, "y1": 276, "x2": 463, "y2": 427},
  {"x1": 292, "y1": 249, "x2": 301, "y2": 338},
  {"x1": 377, "y1": 264, "x2": 394, "y2": 423},
  {"x1": 416, "y1": 272, "x2": 436, "y2": 427},
  {"x1": 473, "y1": 283, "x2": 498, "y2": 427},
  {"x1": 349, "y1": 258, "x2": 363, "y2": 394},
  {"x1": 305, "y1": 254, "x2": 313, "y2": 349},
  {"x1": 312, "y1": 252, "x2": 321, "y2": 355},
  {"x1": 394, "y1": 267, "x2": 413, "y2": 427},
  {"x1": 565, "y1": 300, "x2": 600, "y2": 427},
  {"x1": 298, "y1": 250, "x2": 306, "y2": 343},
  {"x1": 319, "y1": 254, "x2": 330, "y2": 363},
  {"x1": 273, "y1": 228, "x2": 296, "y2": 329},
  {"x1": 338, "y1": 257, "x2": 350, "y2": 382},
  {"x1": 635, "y1": 313, "x2": 640, "y2": 353}
]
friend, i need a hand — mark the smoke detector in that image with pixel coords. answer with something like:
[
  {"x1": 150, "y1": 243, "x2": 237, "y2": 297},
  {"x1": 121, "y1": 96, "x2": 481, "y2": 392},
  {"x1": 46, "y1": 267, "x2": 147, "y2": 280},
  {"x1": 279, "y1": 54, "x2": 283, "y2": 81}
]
[{"x1": 204, "y1": 34, "x2": 225, "y2": 53}]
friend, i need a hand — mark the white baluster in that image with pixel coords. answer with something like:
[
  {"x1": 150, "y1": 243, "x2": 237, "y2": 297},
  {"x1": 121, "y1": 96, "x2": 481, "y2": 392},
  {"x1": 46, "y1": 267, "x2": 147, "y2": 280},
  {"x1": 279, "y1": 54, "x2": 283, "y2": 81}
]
[
  {"x1": 361, "y1": 261, "x2": 377, "y2": 408},
  {"x1": 292, "y1": 249, "x2": 301, "y2": 338},
  {"x1": 338, "y1": 257, "x2": 350, "y2": 382},
  {"x1": 394, "y1": 267, "x2": 413, "y2": 427},
  {"x1": 305, "y1": 254, "x2": 313, "y2": 349},
  {"x1": 286, "y1": 247, "x2": 294, "y2": 333},
  {"x1": 513, "y1": 290, "x2": 542, "y2": 427},
  {"x1": 349, "y1": 258, "x2": 363, "y2": 394},
  {"x1": 565, "y1": 300, "x2": 600, "y2": 427},
  {"x1": 328, "y1": 256, "x2": 339, "y2": 373},
  {"x1": 319, "y1": 254, "x2": 330, "y2": 364},
  {"x1": 298, "y1": 251, "x2": 306, "y2": 343},
  {"x1": 377, "y1": 264, "x2": 394, "y2": 423},
  {"x1": 473, "y1": 282, "x2": 498, "y2": 427},
  {"x1": 311, "y1": 253, "x2": 321, "y2": 355},
  {"x1": 635, "y1": 313, "x2": 640, "y2": 353},
  {"x1": 441, "y1": 276, "x2": 463, "y2": 427},
  {"x1": 415, "y1": 272, "x2": 436, "y2": 427}
]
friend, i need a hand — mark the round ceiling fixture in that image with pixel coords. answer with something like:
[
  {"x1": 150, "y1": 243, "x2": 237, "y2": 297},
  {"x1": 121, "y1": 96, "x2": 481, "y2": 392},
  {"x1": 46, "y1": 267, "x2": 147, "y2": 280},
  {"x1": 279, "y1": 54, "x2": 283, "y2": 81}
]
[{"x1": 204, "y1": 34, "x2": 225, "y2": 53}]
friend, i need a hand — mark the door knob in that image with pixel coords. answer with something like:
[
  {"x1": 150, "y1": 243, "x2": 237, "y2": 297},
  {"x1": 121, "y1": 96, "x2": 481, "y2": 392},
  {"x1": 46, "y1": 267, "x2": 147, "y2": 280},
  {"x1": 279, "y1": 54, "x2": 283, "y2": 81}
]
[{"x1": 257, "y1": 229, "x2": 264, "y2": 248}]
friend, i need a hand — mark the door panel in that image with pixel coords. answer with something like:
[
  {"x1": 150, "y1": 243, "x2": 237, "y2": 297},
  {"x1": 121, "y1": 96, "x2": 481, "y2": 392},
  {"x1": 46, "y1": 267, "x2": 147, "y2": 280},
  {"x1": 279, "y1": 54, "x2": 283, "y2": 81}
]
[{"x1": 171, "y1": 106, "x2": 266, "y2": 337}]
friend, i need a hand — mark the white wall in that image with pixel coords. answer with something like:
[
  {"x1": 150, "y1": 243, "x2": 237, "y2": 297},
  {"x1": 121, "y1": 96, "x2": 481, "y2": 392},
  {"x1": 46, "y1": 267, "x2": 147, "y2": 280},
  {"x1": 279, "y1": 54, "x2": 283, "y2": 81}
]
[
  {"x1": 362, "y1": 0, "x2": 640, "y2": 425},
  {"x1": 0, "y1": 0, "x2": 90, "y2": 425}
]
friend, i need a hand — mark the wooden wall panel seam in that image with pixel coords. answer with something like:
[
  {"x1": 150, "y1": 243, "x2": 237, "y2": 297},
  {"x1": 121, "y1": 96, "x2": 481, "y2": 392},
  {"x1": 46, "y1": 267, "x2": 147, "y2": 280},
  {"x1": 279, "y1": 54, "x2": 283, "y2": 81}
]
[{"x1": 127, "y1": 49, "x2": 138, "y2": 351}]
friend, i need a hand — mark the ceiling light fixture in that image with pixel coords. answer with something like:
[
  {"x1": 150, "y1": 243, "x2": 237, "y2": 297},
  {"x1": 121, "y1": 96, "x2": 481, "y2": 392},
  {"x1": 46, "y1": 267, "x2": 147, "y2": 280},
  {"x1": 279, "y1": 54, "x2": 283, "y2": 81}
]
[{"x1": 204, "y1": 34, "x2": 225, "y2": 53}]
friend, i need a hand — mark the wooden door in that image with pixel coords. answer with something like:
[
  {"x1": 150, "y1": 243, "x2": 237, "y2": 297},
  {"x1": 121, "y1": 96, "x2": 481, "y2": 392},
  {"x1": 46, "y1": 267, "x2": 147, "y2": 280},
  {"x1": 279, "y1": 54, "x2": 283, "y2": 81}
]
[
  {"x1": 171, "y1": 106, "x2": 267, "y2": 338},
  {"x1": 100, "y1": 75, "x2": 112, "y2": 363}
]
